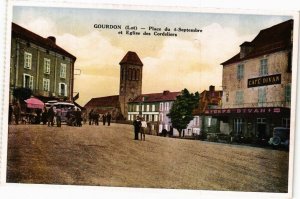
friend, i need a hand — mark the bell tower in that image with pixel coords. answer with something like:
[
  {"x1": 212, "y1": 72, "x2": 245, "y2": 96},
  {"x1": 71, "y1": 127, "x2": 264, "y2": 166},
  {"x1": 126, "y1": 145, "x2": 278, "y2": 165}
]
[{"x1": 119, "y1": 51, "x2": 143, "y2": 119}]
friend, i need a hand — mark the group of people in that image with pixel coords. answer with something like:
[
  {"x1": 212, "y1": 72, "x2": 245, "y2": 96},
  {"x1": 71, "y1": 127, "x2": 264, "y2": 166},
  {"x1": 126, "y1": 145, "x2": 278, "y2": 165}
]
[
  {"x1": 88, "y1": 109, "x2": 112, "y2": 126},
  {"x1": 133, "y1": 116, "x2": 147, "y2": 141},
  {"x1": 8, "y1": 103, "x2": 21, "y2": 125}
]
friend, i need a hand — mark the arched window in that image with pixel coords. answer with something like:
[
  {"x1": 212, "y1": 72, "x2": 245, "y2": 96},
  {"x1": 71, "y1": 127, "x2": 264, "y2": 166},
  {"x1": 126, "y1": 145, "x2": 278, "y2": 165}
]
[
  {"x1": 128, "y1": 68, "x2": 132, "y2": 80},
  {"x1": 133, "y1": 69, "x2": 137, "y2": 80},
  {"x1": 136, "y1": 69, "x2": 140, "y2": 80}
]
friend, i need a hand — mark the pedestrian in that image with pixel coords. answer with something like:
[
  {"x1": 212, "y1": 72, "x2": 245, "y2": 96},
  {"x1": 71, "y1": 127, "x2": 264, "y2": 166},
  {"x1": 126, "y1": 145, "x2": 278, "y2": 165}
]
[
  {"x1": 106, "y1": 112, "x2": 111, "y2": 126},
  {"x1": 74, "y1": 108, "x2": 82, "y2": 127},
  {"x1": 88, "y1": 109, "x2": 94, "y2": 125},
  {"x1": 133, "y1": 116, "x2": 141, "y2": 140},
  {"x1": 13, "y1": 103, "x2": 21, "y2": 125},
  {"x1": 140, "y1": 117, "x2": 147, "y2": 141},
  {"x1": 161, "y1": 129, "x2": 168, "y2": 137},
  {"x1": 169, "y1": 125, "x2": 173, "y2": 137},
  {"x1": 94, "y1": 112, "x2": 99, "y2": 126},
  {"x1": 102, "y1": 113, "x2": 106, "y2": 125},
  {"x1": 47, "y1": 106, "x2": 55, "y2": 127},
  {"x1": 56, "y1": 108, "x2": 62, "y2": 127},
  {"x1": 41, "y1": 107, "x2": 48, "y2": 125},
  {"x1": 8, "y1": 103, "x2": 13, "y2": 124}
]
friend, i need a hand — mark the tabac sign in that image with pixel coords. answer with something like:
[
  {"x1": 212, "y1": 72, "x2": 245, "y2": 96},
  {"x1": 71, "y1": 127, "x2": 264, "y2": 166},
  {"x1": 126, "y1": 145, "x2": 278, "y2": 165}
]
[{"x1": 248, "y1": 74, "x2": 281, "y2": 88}]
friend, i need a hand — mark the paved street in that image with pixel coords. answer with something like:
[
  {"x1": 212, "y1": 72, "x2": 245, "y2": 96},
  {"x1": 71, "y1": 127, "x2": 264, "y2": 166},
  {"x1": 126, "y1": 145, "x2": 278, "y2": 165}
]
[{"x1": 6, "y1": 123, "x2": 289, "y2": 192}]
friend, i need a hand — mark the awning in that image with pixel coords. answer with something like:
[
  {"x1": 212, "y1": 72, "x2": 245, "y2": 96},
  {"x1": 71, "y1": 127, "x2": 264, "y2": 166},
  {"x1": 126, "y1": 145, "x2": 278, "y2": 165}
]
[{"x1": 24, "y1": 97, "x2": 45, "y2": 109}]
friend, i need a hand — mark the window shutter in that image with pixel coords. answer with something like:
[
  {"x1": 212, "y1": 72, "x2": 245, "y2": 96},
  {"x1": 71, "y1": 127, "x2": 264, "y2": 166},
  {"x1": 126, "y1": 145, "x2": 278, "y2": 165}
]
[
  {"x1": 65, "y1": 84, "x2": 68, "y2": 96},
  {"x1": 29, "y1": 76, "x2": 33, "y2": 89},
  {"x1": 23, "y1": 74, "x2": 26, "y2": 87},
  {"x1": 59, "y1": 83, "x2": 62, "y2": 96}
]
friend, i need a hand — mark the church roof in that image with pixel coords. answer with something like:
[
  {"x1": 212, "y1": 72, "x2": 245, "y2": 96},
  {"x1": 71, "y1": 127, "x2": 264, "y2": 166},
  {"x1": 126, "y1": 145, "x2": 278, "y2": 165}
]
[
  {"x1": 84, "y1": 95, "x2": 119, "y2": 108},
  {"x1": 119, "y1": 51, "x2": 143, "y2": 66},
  {"x1": 11, "y1": 22, "x2": 76, "y2": 61},
  {"x1": 221, "y1": 19, "x2": 293, "y2": 66}
]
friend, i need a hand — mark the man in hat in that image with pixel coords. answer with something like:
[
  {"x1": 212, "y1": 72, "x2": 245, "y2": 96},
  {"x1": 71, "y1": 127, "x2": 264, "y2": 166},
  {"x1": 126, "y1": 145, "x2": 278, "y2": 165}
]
[{"x1": 133, "y1": 116, "x2": 142, "y2": 140}]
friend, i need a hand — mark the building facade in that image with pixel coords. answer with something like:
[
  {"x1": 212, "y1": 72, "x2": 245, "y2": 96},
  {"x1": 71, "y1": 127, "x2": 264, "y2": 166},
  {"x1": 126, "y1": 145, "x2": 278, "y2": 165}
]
[
  {"x1": 206, "y1": 19, "x2": 293, "y2": 141},
  {"x1": 10, "y1": 23, "x2": 76, "y2": 103},
  {"x1": 127, "y1": 90, "x2": 180, "y2": 134},
  {"x1": 191, "y1": 85, "x2": 223, "y2": 135}
]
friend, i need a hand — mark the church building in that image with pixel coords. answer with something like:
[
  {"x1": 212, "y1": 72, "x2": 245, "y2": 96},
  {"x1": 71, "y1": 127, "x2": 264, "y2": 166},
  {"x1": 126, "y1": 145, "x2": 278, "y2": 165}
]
[{"x1": 84, "y1": 51, "x2": 143, "y2": 120}]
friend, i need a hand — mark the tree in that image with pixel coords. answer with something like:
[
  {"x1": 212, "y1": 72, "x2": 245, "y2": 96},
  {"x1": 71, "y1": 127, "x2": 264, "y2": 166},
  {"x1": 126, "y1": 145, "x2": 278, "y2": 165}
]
[
  {"x1": 167, "y1": 88, "x2": 199, "y2": 137},
  {"x1": 12, "y1": 87, "x2": 32, "y2": 102}
]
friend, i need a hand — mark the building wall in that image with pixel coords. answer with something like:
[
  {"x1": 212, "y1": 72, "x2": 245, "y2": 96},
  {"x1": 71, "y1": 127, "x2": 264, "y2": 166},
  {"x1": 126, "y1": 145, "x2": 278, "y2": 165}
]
[
  {"x1": 10, "y1": 37, "x2": 74, "y2": 102},
  {"x1": 222, "y1": 50, "x2": 291, "y2": 108}
]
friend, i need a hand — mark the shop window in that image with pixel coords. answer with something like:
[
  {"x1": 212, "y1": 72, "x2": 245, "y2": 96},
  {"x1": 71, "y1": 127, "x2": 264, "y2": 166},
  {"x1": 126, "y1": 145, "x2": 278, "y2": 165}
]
[
  {"x1": 234, "y1": 118, "x2": 244, "y2": 134},
  {"x1": 257, "y1": 118, "x2": 266, "y2": 124},
  {"x1": 282, "y1": 118, "x2": 290, "y2": 128}
]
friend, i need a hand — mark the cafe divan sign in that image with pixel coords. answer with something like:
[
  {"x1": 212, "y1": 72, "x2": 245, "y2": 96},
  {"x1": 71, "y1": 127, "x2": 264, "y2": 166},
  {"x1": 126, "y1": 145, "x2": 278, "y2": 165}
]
[{"x1": 248, "y1": 74, "x2": 281, "y2": 88}]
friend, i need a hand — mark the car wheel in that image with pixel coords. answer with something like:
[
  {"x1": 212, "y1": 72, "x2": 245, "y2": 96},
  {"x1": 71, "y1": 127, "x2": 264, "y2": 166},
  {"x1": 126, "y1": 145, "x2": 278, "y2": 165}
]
[{"x1": 272, "y1": 136, "x2": 281, "y2": 146}]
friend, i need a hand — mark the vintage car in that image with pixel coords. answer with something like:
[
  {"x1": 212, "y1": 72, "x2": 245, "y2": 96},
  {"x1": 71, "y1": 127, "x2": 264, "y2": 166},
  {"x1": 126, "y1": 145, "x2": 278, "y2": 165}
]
[
  {"x1": 46, "y1": 101, "x2": 81, "y2": 122},
  {"x1": 268, "y1": 127, "x2": 290, "y2": 149}
]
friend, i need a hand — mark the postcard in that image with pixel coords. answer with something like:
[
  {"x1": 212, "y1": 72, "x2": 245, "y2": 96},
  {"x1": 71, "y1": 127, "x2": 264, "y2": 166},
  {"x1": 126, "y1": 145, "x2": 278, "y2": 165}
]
[{"x1": 0, "y1": 0, "x2": 299, "y2": 199}]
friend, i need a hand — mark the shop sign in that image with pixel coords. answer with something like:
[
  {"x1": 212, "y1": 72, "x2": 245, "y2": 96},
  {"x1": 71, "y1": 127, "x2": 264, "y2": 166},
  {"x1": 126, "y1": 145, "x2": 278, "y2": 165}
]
[
  {"x1": 205, "y1": 107, "x2": 286, "y2": 115},
  {"x1": 248, "y1": 74, "x2": 281, "y2": 88}
]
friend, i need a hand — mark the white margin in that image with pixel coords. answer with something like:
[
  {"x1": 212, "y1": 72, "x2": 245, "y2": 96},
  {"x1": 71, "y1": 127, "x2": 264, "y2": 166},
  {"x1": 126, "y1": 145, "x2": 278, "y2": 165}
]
[{"x1": 1, "y1": 1, "x2": 300, "y2": 199}]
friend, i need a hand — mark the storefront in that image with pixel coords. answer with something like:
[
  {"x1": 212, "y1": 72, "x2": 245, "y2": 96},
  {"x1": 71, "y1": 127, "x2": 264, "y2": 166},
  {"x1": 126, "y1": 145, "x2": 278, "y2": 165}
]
[{"x1": 204, "y1": 107, "x2": 290, "y2": 140}]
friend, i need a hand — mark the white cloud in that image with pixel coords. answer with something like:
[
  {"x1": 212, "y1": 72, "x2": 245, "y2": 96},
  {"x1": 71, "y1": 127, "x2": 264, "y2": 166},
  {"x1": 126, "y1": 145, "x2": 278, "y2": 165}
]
[
  {"x1": 57, "y1": 31, "x2": 125, "y2": 74},
  {"x1": 142, "y1": 23, "x2": 255, "y2": 94},
  {"x1": 24, "y1": 17, "x2": 58, "y2": 37}
]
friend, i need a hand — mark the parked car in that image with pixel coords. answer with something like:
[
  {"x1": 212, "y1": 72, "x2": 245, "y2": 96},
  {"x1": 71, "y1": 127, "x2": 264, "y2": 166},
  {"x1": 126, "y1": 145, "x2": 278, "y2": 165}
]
[{"x1": 268, "y1": 127, "x2": 290, "y2": 149}]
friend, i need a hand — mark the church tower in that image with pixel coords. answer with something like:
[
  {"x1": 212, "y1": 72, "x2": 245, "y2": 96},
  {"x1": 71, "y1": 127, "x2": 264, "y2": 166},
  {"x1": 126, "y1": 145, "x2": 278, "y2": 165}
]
[{"x1": 119, "y1": 51, "x2": 143, "y2": 119}]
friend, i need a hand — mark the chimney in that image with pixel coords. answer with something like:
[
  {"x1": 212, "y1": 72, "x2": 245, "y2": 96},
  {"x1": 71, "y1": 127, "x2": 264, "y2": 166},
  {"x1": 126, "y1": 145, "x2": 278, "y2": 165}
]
[
  {"x1": 240, "y1": 41, "x2": 253, "y2": 59},
  {"x1": 163, "y1": 90, "x2": 170, "y2": 95},
  {"x1": 47, "y1": 36, "x2": 56, "y2": 44},
  {"x1": 209, "y1": 85, "x2": 215, "y2": 92}
]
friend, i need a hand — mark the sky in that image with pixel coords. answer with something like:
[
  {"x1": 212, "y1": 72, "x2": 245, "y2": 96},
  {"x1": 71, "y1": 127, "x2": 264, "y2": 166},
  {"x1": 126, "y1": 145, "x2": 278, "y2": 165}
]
[{"x1": 12, "y1": 6, "x2": 292, "y2": 106}]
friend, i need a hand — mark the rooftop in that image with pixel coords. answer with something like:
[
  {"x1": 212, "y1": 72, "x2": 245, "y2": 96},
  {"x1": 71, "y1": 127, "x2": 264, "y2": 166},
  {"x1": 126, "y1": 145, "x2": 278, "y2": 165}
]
[
  {"x1": 12, "y1": 22, "x2": 76, "y2": 61},
  {"x1": 84, "y1": 95, "x2": 120, "y2": 108},
  {"x1": 119, "y1": 51, "x2": 143, "y2": 66},
  {"x1": 129, "y1": 90, "x2": 181, "y2": 103},
  {"x1": 222, "y1": 19, "x2": 293, "y2": 66}
]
